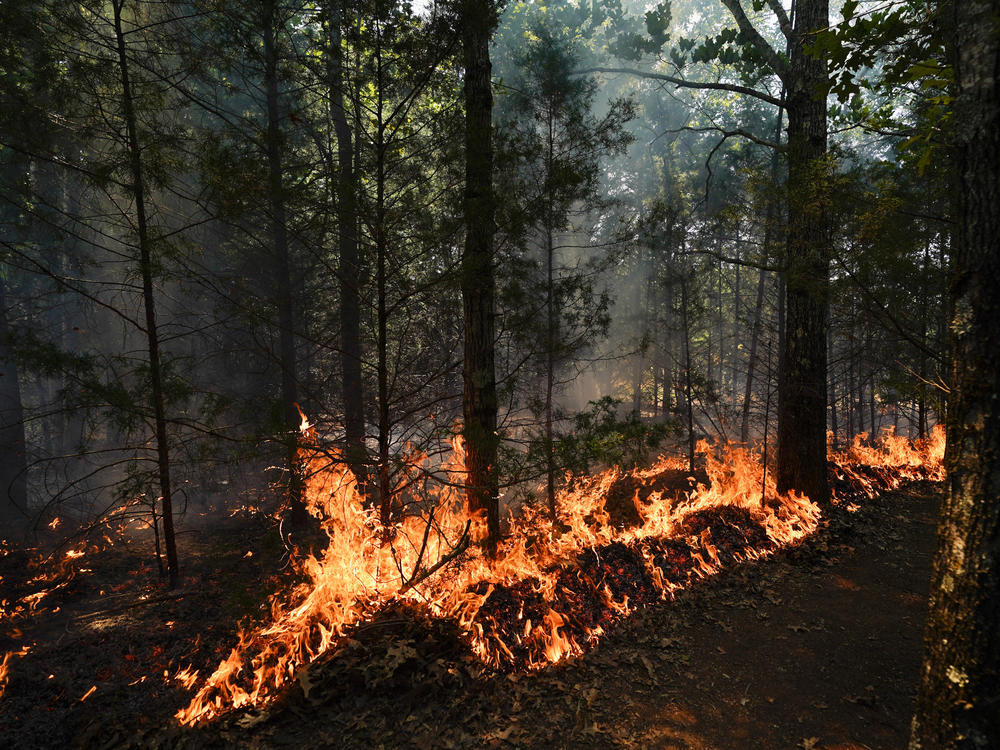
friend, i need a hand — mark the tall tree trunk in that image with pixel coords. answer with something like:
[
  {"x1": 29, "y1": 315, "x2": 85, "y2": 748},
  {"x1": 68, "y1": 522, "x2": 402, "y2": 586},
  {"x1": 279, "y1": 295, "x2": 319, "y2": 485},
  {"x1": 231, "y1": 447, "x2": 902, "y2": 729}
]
[
  {"x1": 262, "y1": 0, "x2": 304, "y2": 525},
  {"x1": 911, "y1": 1, "x2": 1000, "y2": 746},
  {"x1": 776, "y1": 0, "x2": 831, "y2": 504},
  {"x1": 917, "y1": 240, "x2": 931, "y2": 439},
  {"x1": 828, "y1": 322, "x2": 838, "y2": 450},
  {"x1": 545, "y1": 226, "x2": 556, "y2": 520},
  {"x1": 0, "y1": 274, "x2": 27, "y2": 535},
  {"x1": 461, "y1": 0, "x2": 500, "y2": 548},
  {"x1": 732, "y1": 246, "x2": 740, "y2": 406},
  {"x1": 544, "y1": 105, "x2": 556, "y2": 522},
  {"x1": 112, "y1": 0, "x2": 178, "y2": 587},
  {"x1": 632, "y1": 246, "x2": 645, "y2": 415},
  {"x1": 327, "y1": 0, "x2": 366, "y2": 488},
  {"x1": 681, "y1": 277, "x2": 696, "y2": 474},
  {"x1": 742, "y1": 99, "x2": 785, "y2": 443},
  {"x1": 715, "y1": 252, "x2": 723, "y2": 395},
  {"x1": 0, "y1": 157, "x2": 29, "y2": 535},
  {"x1": 848, "y1": 330, "x2": 858, "y2": 435},
  {"x1": 373, "y1": 24, "x2": 392, "y2": 528}
]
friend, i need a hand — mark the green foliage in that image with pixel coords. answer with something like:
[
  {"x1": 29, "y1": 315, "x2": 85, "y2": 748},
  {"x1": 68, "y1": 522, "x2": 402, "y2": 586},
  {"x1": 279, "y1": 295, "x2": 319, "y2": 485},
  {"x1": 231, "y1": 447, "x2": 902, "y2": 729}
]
[
  {"x1": 550, "y1": 397, "x2": 675, "y2": 475},
  {"x1": 584, "y1": 0, "x2": 672, "y2": 61},
  {"x1": 812, "y1": 1, "x2": 952, "y2": 173}
]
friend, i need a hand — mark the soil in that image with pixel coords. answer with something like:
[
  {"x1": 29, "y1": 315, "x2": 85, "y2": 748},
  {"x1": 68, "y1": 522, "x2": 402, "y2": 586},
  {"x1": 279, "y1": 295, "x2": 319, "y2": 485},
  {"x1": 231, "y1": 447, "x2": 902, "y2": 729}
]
[{"x1": 1, "y1": 482, "x2": 941, "y2": 750}]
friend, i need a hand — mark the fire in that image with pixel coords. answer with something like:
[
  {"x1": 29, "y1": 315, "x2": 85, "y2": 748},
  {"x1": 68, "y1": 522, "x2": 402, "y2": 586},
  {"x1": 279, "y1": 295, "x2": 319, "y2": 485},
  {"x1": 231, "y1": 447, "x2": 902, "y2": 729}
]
[
  {"x1": 176, "y1": 420, "x2": 942, "y2": 726},
  {"x1": 172, "y1": 666, "x2": 201, "y2": 690},
  {"x1": 830, "y1": 425, "x2": 945, "y2": 499},
  {"x1": 0, "y1": 646, "x2": 30, "y2": 699}
]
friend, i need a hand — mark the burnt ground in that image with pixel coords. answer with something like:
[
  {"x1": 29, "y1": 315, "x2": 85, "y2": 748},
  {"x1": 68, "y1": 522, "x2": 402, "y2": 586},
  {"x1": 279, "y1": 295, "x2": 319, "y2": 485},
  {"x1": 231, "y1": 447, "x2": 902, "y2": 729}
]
[{"x1": 3, "y1": 482, "x2": 940, "y2": 750}]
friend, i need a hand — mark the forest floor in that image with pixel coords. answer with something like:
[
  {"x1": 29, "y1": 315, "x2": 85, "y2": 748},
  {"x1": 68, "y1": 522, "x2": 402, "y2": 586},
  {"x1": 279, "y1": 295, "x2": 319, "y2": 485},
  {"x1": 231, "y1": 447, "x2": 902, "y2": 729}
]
[{"x1": 2, "y1": 481, "x2": 940, "y2": 750}]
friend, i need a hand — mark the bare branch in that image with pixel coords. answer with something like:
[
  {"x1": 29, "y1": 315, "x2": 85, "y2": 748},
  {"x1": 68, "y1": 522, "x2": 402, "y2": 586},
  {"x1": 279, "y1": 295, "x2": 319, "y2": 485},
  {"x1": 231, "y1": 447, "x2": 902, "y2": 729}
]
[
  {"x1": 579, "y1": 67, "x2": 783, "y2": 108},
  {"x1": 667, "y1": 124, "x2": 784, "y2": 151},
  {"x1": 398, "y1": 520, "x2": 472, "y2": 595}
]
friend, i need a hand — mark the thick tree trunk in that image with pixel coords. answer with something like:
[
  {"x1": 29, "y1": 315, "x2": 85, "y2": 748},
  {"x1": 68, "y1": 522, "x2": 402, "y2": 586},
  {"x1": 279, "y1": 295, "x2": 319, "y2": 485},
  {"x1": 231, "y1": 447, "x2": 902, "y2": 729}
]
[
  {"x1": 776, "y1": 0, "x2": 830, "y2": 504},
  {"x1": 327, "y1": 0, "x2": 367, "y2": 488},
  {"x1": 262, "y1": 0, "x2": 305, "y2": 525},
  {"x1": 910, "y1": 2, "x2": 1000, "y2": 746},
  {"x1": 461, "y1": 0, "x2": 500, "y2": 548},
  {"x1": 113, "y1": 0, "x2": 178, "y2": 588}
]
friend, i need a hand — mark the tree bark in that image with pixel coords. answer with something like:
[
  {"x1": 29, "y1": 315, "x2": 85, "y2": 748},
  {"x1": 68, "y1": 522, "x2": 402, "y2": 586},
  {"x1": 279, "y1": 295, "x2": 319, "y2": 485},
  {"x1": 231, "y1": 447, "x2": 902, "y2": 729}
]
[
  {"x1": 681, "y1": 276, "x2": 696, "y2": 474},
  {"x1": 828, "y1": 322, "x2": 838, "y2": 449},
  {"x1": 544, "y1": 106, "x2": 557, "y2": 522},
  {"x1": 373, "y1": 22, "x2": 393, "y2": 527},
  {"x1": 262, "y1": 0, "x2": 305, "y2": 525},
  {"x1": 461, "y1": 0, "x2": 500, "y2": 548},
  {"x1": 775, "y1": 0, "x2": 831, "y2": 504},
  {"x1": 327, "y1": 0, "x2": 367, "y2": 489},
  {"x1": 0, "y1": 274, "x2": 27, "y2": 535},
  {"x1": 112, "y1": 0, "x2": 178, "y2": 588},
  {"x1": 910, "y1": 1, "x2": 1000, "y2": 746}
]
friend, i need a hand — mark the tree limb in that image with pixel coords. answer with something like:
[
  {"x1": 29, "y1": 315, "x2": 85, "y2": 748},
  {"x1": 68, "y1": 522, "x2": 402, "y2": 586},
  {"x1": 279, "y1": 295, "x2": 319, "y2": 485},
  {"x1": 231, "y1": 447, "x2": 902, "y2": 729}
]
[
  {"x1": 719, "y1": 0, "x2": 790, "y2": 81},
  {"x1": 666, "y1": 124, "x2": 784, "y2": 152},
  {"x1": 579, "y1": 67, "x2": 783, "y2": 108},
  {"x1": 765, "y1": 0, "x2": 792, "y2": 41}
]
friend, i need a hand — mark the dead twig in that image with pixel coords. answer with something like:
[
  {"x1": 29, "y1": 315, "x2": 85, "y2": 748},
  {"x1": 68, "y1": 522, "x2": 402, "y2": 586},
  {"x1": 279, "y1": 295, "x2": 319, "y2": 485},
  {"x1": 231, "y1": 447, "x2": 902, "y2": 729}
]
[{"x1": 398, "y1": 520, "x2": 473, "y2": 596}]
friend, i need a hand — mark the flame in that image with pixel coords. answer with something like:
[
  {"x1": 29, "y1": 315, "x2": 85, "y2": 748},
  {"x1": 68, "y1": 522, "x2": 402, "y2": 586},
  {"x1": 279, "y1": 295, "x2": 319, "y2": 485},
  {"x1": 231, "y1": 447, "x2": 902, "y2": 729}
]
[
  {"x1": 0, "y1": 646, "x2": 30, "y2": 699},
  {"x1": 830, "y1": 425, "x2": 945, "y2": 499},
  {"x1": 177, "y1": 420, "x2": 943, "y2": 726},
  {"x1": 172, "y1": 666, "x2": 201, "y2": 690},
  {"x1": 1, "y1": 544, "x2": 97, "y2": 624}
]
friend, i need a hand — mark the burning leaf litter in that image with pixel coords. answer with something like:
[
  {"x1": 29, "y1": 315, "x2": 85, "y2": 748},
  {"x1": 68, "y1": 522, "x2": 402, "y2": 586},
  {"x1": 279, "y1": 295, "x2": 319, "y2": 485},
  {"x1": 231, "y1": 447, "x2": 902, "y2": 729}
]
[{"x1": 174, "y1": 423, "x2": 943, "y2": 726}]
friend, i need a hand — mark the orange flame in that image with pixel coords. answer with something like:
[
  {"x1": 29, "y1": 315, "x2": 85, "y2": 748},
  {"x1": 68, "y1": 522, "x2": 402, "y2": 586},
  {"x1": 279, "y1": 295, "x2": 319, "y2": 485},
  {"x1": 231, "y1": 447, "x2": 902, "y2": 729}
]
[
  {"x1": 830, "y1": 425, "x2": 945, "y2": 499},
  {"x1": 0, "y1": 646, "x2": 30, "y2": 699},
  {"x1": 177, "y1": 420, "x2": 942, "y2": 726}
]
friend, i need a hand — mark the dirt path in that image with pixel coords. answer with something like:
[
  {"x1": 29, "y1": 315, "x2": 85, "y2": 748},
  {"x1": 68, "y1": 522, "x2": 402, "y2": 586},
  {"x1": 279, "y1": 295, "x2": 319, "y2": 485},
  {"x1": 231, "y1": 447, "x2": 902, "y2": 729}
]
[
  {"x1": 620, "y1": 482, "x2": 939, "y2": 750},
  {"x1": 162, "y1": 482, "x2": 939, "y2": 750}
]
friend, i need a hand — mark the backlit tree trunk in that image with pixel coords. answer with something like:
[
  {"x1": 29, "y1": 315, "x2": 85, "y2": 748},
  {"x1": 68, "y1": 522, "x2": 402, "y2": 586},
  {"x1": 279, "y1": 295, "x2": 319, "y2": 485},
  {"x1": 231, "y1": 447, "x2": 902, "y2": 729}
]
[
  {"x1": 775, "y1": 0, "x2": 831, "y2": 504},
  {"x1": 112, "y1": 0, "x2": 178, "y2": 588},
  {"x1": 461, "y1": 0, "x2": 500, "y2": 548},
  {"x1": 262, "y1": 0, "x2": 305, "y2": 525},
  {"x1": 910, "y1": 1, "x2": 1000, "y2": 746},
  {"x1": 327, "y1": 0, "x2": 367, "y2": 490}
]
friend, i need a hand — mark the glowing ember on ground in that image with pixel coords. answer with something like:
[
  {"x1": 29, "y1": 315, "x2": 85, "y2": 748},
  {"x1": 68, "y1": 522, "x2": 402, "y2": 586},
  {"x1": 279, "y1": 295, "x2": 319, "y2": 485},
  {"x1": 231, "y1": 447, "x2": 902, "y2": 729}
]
[
  {"x1": 0, "y1": 647, "x2": 31, "y2": 699},
  {"x1": 176, "y1": 423, "x2": 942, "y2": 726}
]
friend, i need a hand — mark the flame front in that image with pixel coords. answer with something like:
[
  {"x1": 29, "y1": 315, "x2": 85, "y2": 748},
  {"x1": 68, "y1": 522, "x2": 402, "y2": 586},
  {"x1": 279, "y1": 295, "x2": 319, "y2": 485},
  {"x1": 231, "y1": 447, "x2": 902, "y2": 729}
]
[
  {"x1": 830, "y1": 425, "x2": 945, "y2": 499},
  {"x1": 176, "y1": 423, "x2": 941, "y2": 726}
]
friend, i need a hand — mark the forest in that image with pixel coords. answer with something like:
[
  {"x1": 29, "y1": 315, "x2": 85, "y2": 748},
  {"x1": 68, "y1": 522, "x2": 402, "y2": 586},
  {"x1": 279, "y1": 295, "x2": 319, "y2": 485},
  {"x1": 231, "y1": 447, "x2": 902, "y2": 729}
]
[{"x1": 1, "y1": 0, "x2": 997, "y2": 747}]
